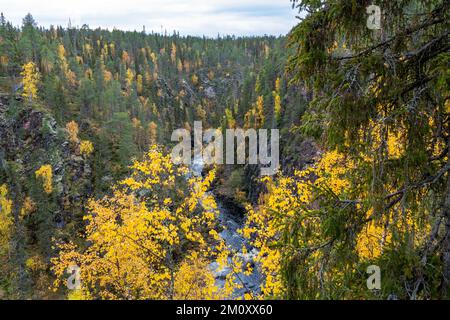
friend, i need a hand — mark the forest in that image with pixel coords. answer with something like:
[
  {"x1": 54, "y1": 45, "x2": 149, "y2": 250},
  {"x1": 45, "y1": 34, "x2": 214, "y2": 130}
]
[{"x1": 0, "y1": 0, "x2": 449, "y2": 300}]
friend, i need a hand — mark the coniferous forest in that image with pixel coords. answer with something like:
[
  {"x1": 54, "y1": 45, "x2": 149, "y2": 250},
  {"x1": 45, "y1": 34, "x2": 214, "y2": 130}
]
[{"x1": 0, "y1": 0, "x2": 449, "y2": 301}]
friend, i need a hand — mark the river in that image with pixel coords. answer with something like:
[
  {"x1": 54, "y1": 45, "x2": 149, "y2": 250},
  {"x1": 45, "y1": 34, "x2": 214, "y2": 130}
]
[{"x1": 191, "y1": 158, "x2": 262, "y2": 298}]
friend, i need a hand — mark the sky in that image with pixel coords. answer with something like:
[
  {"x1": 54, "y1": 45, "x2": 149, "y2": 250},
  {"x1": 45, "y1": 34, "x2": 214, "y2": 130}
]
[{"x1": 0, "y1": 0, "x2": 300, "y2": 37}]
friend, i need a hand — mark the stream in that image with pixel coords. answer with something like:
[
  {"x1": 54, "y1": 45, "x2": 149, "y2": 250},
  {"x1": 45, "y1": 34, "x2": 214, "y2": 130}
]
[{"x1": 191, "y1": 158, "x2": 262, "y2": 298}]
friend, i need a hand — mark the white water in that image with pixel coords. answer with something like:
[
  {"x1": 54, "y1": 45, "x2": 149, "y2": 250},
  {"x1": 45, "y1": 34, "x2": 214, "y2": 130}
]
[{"x1": 190, "y1": 158, "x2": 262, "y2": 297}]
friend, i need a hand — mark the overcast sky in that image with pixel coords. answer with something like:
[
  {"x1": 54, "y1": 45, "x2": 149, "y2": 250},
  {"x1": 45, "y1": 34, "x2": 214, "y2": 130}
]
[{"x1": 0, "y1": 0, "x2": 300, "y2": 37}]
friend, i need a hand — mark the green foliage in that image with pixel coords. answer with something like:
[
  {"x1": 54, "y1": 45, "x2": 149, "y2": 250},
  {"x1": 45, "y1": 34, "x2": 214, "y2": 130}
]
[{"x1": 287, "y1": 0, "x2": 450, "y2": 299}]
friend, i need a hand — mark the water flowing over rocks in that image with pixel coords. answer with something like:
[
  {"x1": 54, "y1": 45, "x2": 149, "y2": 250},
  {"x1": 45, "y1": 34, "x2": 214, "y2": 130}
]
[{"x1": 190, "y1": 158, "x2": 262, "y2": 298}]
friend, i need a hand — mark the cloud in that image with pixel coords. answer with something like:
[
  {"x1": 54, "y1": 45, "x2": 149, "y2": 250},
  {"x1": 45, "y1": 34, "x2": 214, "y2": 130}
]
[{"x1": 0, "y1": 0, "x2": 299, "y2": 36}]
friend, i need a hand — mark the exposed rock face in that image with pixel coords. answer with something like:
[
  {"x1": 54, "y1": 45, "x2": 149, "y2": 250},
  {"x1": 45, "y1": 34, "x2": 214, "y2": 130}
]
[
  {"x1": 281, "y1": 137, "x2": 320, "y2": 175},
  {"x1": 0, "y1": 96, "x2": 93, "y2": 230},
  {"x1": 204, "y1": 86, "x2": 216, "y2": 99}
]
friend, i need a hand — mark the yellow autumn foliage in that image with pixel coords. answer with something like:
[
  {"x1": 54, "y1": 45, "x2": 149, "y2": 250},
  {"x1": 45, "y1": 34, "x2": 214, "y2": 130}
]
[
  {"x1": 126, "y1": 68, "x2": 134, "y2": 90},
  {"x1": 21, "y1": 62, "x2": 40, "y2": 101},
  {"x1": 148, "y1": 121, "x2": 158, "y2": 145},
  {"x1": 273, "y1": 93, "x2": 281, "y2": 122},
  {"x1": 244, "y1": 95, "x2": 265, "y2": 129},
  {"x1": 173, "y1": 257, "x2": 221, "y2": 299},
  {"x1": 79, "y1": 140, "x2": 94, "y2": 156},
  {"x1": 66, "y1": 121, "x2": 79, "y2": 144},
  {"x1": 20, "y1": 196, "x2": 36, "y2": 218},
  {"x1": 242, "y1": 147, "x2": 431, "y2": 298},
  {"x1": 136, "y1": 74, "x2": 143, "y2": 95},
  {"x1": 0, "y1": 184, "x2": 13, "y2": 254},
  {"x1": 35, "y1": 165, "x2": 53, "y2": 194},
  {"x1": 51, "y1": 147, "x2": 235, "y2": 300},
  {"x1": 191, "y1": 74, "x2": 199, "y2": 86}
]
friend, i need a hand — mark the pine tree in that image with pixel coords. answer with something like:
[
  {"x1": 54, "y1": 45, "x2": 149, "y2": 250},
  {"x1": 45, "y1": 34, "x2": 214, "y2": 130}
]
[
  {"x1": 286, "y1": 0, "x2": 450, "y2": 299},
  {"x1": 22, "y1": 13, "x2": 36, "y2": 29},
  {"x1": 0, "y1": 13, "x2": 6, "y2": 26}
]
